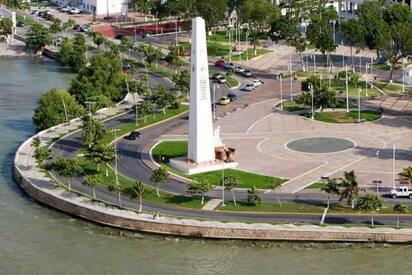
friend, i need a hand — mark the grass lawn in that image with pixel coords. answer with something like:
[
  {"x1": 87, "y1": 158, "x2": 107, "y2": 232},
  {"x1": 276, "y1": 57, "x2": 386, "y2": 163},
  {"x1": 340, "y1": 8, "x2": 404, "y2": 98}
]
[
  {"x1": 77, "y1": 157, "x2": 204, "y2": 209},
  {"x1": 181, "y1": 41, "x2": 230, "y2": 57},
  {"x1": 230, "y1": 48, "x2": 271, "y2": 62},
  {"x1": 207, "y1": 30, "x2": 247, "y2": 44},
  {"x1": 152, "y1": 141, "x2": 288, "y2": 189},
  {"x1": 278, "y1": 100, "x2": 357, "y2": 112},
  {"x1": 100, "y1": 105, "x2": 188, "y2": 145},
  {"x1": 309, "y1": 110, "x2": 381, "y2": 123},
  {"x1": 16, "y1": 14, "x2": 37, "y2": 26},
  {"x1": 371, "y1": 80, "x2": 411, "y2": 95},
  {"x1": 218, "y1": 200, "x2": 401, "y2": 214}
]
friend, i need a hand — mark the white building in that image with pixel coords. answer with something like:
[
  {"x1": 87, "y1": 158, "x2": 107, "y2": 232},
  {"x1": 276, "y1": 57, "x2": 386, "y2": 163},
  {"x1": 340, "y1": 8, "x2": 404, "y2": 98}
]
[{"x1": 50, "y1": 0, "x2": 129, "y2": 16}]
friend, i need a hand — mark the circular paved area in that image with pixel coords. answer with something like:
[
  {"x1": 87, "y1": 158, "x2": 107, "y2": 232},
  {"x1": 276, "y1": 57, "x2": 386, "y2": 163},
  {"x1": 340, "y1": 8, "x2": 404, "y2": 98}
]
[{"x1": 286, "y1": 137, "x2": 355, "y2": 154}]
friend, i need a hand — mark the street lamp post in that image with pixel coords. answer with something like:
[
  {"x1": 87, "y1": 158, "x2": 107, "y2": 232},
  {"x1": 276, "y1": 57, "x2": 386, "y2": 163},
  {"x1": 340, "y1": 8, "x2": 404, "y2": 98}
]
[
  {"x1": 310, "y1": 83, "x2": 314, "y2": 120},
  {"x1": 280, "y1": 74, "x2": 283, "y2": 109},
  {"x1": 402, "y1": 58, "x2": 406, "y2": 94},
  {"x1": 345, "y1": 65, "x2": 349, "y2": 113},
  {"x1": 221, "y1": 162, "x2": 225, "y2": 206},
  {"x1": 376, "y1": 150, "x2": 380, "y2": 194},
  {"x1": 289, "y1": 55, "x2": 293, "y2": 100},
  {"x1": 213, "y1": 84, "x2": 218, "y2": 120},
  {"x1": 110, "y1": 128, "x2": 121, "y2": 185},
  {"x1": 357, "y1": 87, "x2": 361, "y2": 123},
  {"x1": 85, "y1": 101, "x2": 95, "y2": 148},
  {"x1": 393, "y1": 144, "x2": 396, "y2": 188},
  {"x1": 365, "y1": 63, "x2": 369, "y2": 97},
  {"x1": 245, "y1": 31, "x2": 249, "y2": 61}
]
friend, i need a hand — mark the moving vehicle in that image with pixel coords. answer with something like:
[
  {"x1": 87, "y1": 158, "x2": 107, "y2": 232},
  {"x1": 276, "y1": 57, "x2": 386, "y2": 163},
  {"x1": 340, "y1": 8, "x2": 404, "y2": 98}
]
[
  {"x1": 219, "y1": 96, "x2": 231, "y2": 105},
  {"x1": 241, "y1": 70, "x2": 252, "y2": 77},
  {"x1": 80, "y1": 24, "x2": 90, "y2": 32},
  {"x1": 391, "y1": 187, "x2": 412, "y2": 198},
  {"x1": 211, "y1": 73, "x2": 226, "y2": 84},
  {"x1": 234, "y1": 66, "x2": 245, "y2": 73},
  {"x1": 253, "y1": 79, "x2": 264, "y2": 87},
  {"x1": 128, "y1": 131, "x2": 141, "y2": 140},
  {"x1": 115, "y1": 33, "x2": 126, "y2": 40},
  {"x1": 70, "y1": 8, "x2": 81, "y2": 14},
  {"x1": 241, "y1": 83, "x2": 255, "y2": 92}
]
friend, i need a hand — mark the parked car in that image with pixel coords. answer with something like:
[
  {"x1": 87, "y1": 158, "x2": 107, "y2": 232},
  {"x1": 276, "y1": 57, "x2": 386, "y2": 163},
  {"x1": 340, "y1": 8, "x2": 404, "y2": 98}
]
[
  {"x1": 241, "y1": 70, "x2": 252, "y2": 77},
  {"x1": 30, "y1": 10, "x2": 39, "y2": 15},
  {"x1": 52, "y1": 36, "x2": 63, "y2": 47},
  {"x1": 80, "y1": 24, "x2": 90, "y2": 32},
  {"x1": 73, "y1": 24, "x2": 81, "y2": 31},
  {"x1": 37, "y1": 11, "x2": 45, "y2": 17},
  {"x1": 224, "y1": 62, "x2": 235, "y2": 70},
  {"x1": 241, "y1": 83, "x2": 255, "y2": 91},
  {"x1": 227, "y1": 93, "x2": 238, "y2": 101},
  {"x1": 115, "y1": 33, "x2": 126, "y2": 40},
  {"x1": 253, "y1": 79, "x2": 264, "y2": 87},
  {"x1": 215, "y1": 59, "x2": 225, "y2": 68},
  {"x1": 128, "y1": 131, "x2": 141, "y2": 140},
  {"x1": 70, "y1": 8, "x2": 81, "y2": 14},
  {"x1": 219, "y1": 96, "x2": 231, "y2": 105},
  {"x1": 46, "y1": 14, "x2": 54, "y2": 21},
  {"x1": 16, "y1": 21, "x2": 25, "y2": 27},
  {"x1": 391, "y1": 187, "x2": 412, "y2": 199},
  {"x1": 60, "y1": 6, "x2": 72, "y2": 13}
]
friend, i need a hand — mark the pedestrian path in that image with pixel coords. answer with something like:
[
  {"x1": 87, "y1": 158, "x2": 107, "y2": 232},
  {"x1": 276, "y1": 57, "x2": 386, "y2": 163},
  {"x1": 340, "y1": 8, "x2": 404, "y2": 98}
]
[{"x1": 202, "y1": 199, "x2": 222, "y2": 210}]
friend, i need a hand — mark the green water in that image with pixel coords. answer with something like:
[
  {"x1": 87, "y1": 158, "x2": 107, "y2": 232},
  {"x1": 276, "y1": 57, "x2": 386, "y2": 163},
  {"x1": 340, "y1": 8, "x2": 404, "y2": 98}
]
[{"x1": 1, "y1": 59, "x2": 412, "y2": 274}]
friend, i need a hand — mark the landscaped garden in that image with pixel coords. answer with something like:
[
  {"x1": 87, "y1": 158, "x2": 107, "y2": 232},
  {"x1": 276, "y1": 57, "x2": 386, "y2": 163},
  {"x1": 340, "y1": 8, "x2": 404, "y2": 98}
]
[{"x1": 151, "y1": 140, "x2": 288, "y2": 189}]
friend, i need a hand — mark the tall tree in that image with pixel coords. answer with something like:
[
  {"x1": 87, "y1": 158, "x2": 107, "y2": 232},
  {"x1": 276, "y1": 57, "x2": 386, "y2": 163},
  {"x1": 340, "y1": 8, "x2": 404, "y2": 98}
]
[
  {"x1": 240, "y1": 0, "x2": 280, "y2": 55},
  {"x1": 26, "y1": 23, "x2": 52, "y2": 54},
  {"x1": 223, "y1": 175, "x2": 239, "y2": 206},
  {"x1": 130, "y1": 181, "x2": 146, "y2": 213},
  {"x1": 81, "y1": 115, "x2": 106, "y2": 148},
  {"x1": 187, "y1": 179, "x2": 212, "y2": 205},
  {"x1": 108, "y1": 181, "x2": 122, "y2": 207},
  {"x1": 132, "y1": 0, "x2": 154, "y2": 20},
  {"x1": 150, "y1": 167, "x2": 169, "y2": 197},
  {"x1": 321, "y1": 178, "x2": 340, "y2": 208},
  {"x1": 339, "y1": 170, "x2": 363, "y2": 207},
  {"x1": 137, "y1": 43, "x2": 163, "y2": 66},
  {"x1": 247, "y1": 185, "x2": 261, "y2": 206},
  {"x1": 355, "y1": 194, "x2": 384, "y2": 228},
  {"x1": 172, "y1": 69, "x2": 190, "y2": 99},
  {"x1": 340, "y1": 19, "x2": 365, "y2": 70},
  {"x1": 83, "y1": 174, "x2": 102, "y2": 198},
  {"x1": 53, "y1": 157, "x2": 83, "y2": 191},
  {"x1": 0, "y1": 18, "x2": 12, "y2": 36},
  {"x1": 193, "y1": 0, "x2": 228, "y2": 30},
  {"x1": 33, "y1": 88, "x2": 84, "y2": 131},
  {"x1": 393, "y1": 203, "x2": 408, "y2": 228}
]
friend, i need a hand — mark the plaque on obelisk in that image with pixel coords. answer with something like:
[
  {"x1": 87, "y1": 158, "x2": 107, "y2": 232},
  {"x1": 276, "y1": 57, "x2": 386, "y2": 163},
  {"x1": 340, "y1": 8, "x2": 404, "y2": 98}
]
[{"x1": 187, "y1": 17, "x2": 215, "y2": 163}]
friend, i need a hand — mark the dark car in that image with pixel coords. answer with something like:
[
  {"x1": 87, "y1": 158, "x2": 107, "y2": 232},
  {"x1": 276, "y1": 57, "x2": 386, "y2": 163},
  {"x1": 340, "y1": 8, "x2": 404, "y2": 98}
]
[
  {"x1": 227, "y1": 93, "x2": 238, "y2": 101},
  {"x1": 128, "y1": 131, "x2": 141, "y2": 140},
  {"x1": 73, "y1": 24, "x2": 81, "y2": 31},
  {"x1": 115, "y1": 33, "x2": 126, "y2": 40},
  {"x1": 16, "y1": 21, "x2": 25, "y2": 27}
]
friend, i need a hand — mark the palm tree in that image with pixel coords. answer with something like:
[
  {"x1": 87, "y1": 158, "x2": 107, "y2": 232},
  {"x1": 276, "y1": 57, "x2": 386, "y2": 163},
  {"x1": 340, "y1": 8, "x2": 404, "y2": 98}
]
[
  {"x1": 108, "y1": 181, "x2": 122, "y2": 207},
  {"x1": 130, "y1": 181, "x2": 145, "y2": 213},
  {"x1": 321, "y1": 178, "x2": 340, "y2": 208},
  {"x1": 393, "y1": 204, "x2": 408, "y2": 229},
  {"x1": 150, "y1": 167, "x2": 169, "y2": 197},
  {"x1": 354, "y1": 195, "x2": 384, "y2": 228},
  {"x1": 139, "y1": 101, "x2": 155, "y2": 123},
  {"x1": 247, "y1": 185, "x2": 261, "y2": 206},
  {"x1": 83, "y1": 174, "x2": 102, "y2": 198},
  {"x1": 399, "y1": 167, "x2": 412, "y2": 185},
  {"x1": 223, "y1": 175, "x2": 240, "y2": 206},
  {"x1": 53, "y1": 157, "x2": 83, "y2": 191},
  {"x1": 339, "y1": 171, "x2": 363, "y2": 207}
]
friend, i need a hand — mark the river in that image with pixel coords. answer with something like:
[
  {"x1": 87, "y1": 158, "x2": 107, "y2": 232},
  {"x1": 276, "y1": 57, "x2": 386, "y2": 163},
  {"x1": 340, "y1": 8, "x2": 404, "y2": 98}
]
[{"x1": 1, "y1": 58, "x2": 412, "y2": 274}]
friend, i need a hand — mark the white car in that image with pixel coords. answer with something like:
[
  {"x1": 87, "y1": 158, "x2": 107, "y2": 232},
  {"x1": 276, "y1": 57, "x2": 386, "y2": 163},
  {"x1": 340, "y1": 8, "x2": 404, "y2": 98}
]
[
  {"x1": 224, "y1": 62, "x2": 235, "y2": 70},
  {"x1": 61, "y1": 6, "x2": 72, "y2": 13},
  {"x1": 391, "y1": 186, "x2": 412, "y2": 198},
  {"x1": 253, "y1": 79, "x2": 264, "y2": 87},
  {"x1": 235, "y1": 66, "x2": 245, "y2": 73},
  {"x1": 241, "y1": 83, "x2": 255, "y2": 92},
  {"x1": 70, "y1": 8, "x2": 81, "y2": 14}
]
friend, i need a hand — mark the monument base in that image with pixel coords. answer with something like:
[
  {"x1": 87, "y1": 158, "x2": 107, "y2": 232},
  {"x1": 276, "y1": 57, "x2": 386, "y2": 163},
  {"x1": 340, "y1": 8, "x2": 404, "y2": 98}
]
[{"x1": 169, "y1": 157, "x2": 238, "y2": 175}]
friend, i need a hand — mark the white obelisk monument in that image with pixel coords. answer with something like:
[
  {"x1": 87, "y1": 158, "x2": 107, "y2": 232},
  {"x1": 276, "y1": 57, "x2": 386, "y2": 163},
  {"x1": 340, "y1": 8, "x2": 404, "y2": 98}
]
[
  {"x1": 187, "y1": 17, "x2": 216, "y2": 163},
  {"x1": 169, "y1": 17, "x2": 238, "y2": 174}
]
